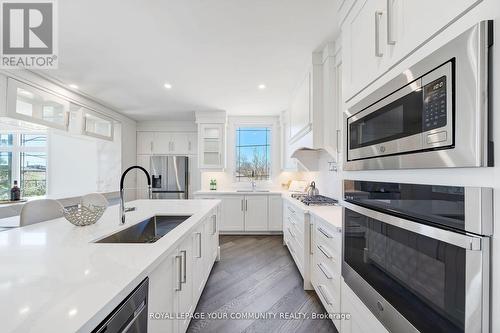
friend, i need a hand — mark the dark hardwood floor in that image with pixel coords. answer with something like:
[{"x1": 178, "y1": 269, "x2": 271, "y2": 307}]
[{"x1": 187, "y1": 235, "x2": 338, "y2": 333}]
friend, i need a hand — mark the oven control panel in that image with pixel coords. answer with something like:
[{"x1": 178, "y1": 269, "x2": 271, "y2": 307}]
[{"x1": 423, "y1": 76, "x2": 447, "y2": 131}]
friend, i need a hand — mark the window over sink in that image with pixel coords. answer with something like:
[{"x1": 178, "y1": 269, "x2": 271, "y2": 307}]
[{"x1": 235, "y1": 127, "x2": 271, "y2": 182}]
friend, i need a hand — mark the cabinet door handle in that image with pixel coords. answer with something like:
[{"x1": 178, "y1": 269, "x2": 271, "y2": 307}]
[
  {"x1": 317, "y1": 285, "x2": 333, "y2": 305},
  {"x1": 175, "y1": 254, "x2": 182, "y2": 291},
  {"x1": 309, "y1": 223, "x2": 314, "y2": 255},
  {"x1": 188, "y1": 141, "x2": 192, "y2": 151},
  {"x1": 318, "y1": 263, "x2": 333, "y2": 279},
  {"x1": 318, "y1": 227, "x2": 334, "y2": 239},
  {"x1": 317, "y1": 244, "x2": 333, "y2": 259},
  {"x1": 245, "y1": 199, "x2": 248, "y2": 211},
  {"x1": 180, "y1": 250, "x2": 187, "y2": 283},
  {"x1": 387, "y1": 0, "x2": 396, "y2": 45},
  {"x1": 287, "y1": 206, "x2": 295, "y2": 214},
  {"x1": 241, "y1": 199, "x2": 244, "y2": 211},
  {"x1": 375, "y1": 11, "x2": 384, "y2": 57},
  {"x1": 212, "y1": 214, "x2": 217, "y2": 235},
  {"x1": 196, "y1": 233, "x2": 202, "y2": 258}
]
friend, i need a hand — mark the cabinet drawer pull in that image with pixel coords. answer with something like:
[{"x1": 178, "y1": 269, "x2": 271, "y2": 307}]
[
  {"x1": 318, "y1": 227, "x2": 333, "y2": 239},
  {"x1": 212, "y1": 214, "x2": 217, "y2": 235},
  {"x1": 288, "y1": 227, "x2": 296, "y2": 239},
  {"x1": 317, "y1": 244, "x2": 333, "y2": 259},
  {"x1": 386, "y1": 0, "x2": 396, "y2": 45},
  {"x1": 180, "y1": 250, "x2": 187, "y2": 283},
  {"x1": 375, "y1": 11, "x2": 383, "y2": 57},
  {"x1": 287, "y1": 206, "x2": 295, "y2": 214},
  {"x1": 318, "y1": 263, "x2": 333, "y2": 279},
  {"x1": 309, "y1": 223, "x2": 314, "y2": 255},
  {"x1": 317, "y1": 285, "x2": 333, "y2": 305},
  {"x1": 196, "y1": 232, "x2": 202, "y2": 258},
  {"x1": 175, "y1": 254, "x2": 182, "y2": 291}
]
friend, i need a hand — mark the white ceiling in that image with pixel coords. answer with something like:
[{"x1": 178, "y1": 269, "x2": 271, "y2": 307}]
[{"x1": 40, "y1": 0, "x2": 338, "y2": 121}]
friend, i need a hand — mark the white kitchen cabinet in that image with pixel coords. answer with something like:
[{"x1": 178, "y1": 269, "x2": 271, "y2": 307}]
[
  {"x1": 342, "y1": 0, "x2": 386, "y2": 101},
  {"x1": 82, "y1": 108, "x2": 114, "y2": 141},
  {"x1": 341, "y1": 279, "x2": 389, "y2": 333},
  {"x1": 198, "y1": 123, "x2": 225, "y2": 169},
  {"x1": 268, "y1": 196, "x2": 283, "y2": 231},
  {"x1": 174, "y1": 234, "x2": 194, "y2": 333},
  {"x1": 148, "y1": 250, "x2": 176, "y2": 333},
  {"x1": 244, "y1": 195, "x2": 268, "y2": 231},
  {"x1": 220, "y1": 195, "x2": 245, "y2": 231},
  {"x1": 5, "y1": 78, "x2": 70, "y2": 131},
  {"x1": 206, "y1": 210, "x2": 219, "y2": 263},
  {"x1": 310, "y1": 214, "x2": 342, "y2": 330},
  {"x1": 137, "y1": 132, "x2": 154, "y2": 154},
  {"x1": 280, "y1": 110, "x2": 298, "y2": 170},
  {"x1": 192, "y1": 221, "x2": 207, "y2": 300},
  {"x1": 341, "y1": 0, "x2": 482, "y2": 102},
  {"x1": 290, "y1": 71, "x2": 312, "y2": 141},
  {"x1": 398, "y1": 0, "x2": 481, "y2": 57}
]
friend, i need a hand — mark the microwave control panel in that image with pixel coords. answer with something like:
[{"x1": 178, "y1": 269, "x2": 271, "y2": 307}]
[{"x1": 423, "y1": 76, "x2": 447, "y2": 131}]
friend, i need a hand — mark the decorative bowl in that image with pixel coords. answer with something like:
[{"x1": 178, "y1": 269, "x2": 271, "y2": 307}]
[{"x1": 62, "y1": 204, "x2": 106, "y2": 226}]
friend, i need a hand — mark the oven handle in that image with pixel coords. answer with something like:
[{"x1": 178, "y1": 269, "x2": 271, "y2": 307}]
[{"x1": 343, "y1": 202, "x2": 482, "y2": 251}]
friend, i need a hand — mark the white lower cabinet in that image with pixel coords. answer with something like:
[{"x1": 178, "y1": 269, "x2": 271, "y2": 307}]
[
  {"x1": 310, "y1": 214, "x2": 342, "y2": 330},
  {"x1": 244, "y1": 195, "x2": 268, "y2": 231},
  {"x1": 268, "y1": 196, "x2": 283, "y2": 231},
  {"x1": 148, "y1": 207, "x2": 220, "y2": 333},
  {"x1": 174, "y1": 233, "x2": 194, "y2": 333},
  {"x1": 194, "y1": 193, "x2": 282, "y2": 233},
  {"x1": 220, "y1": 195, "x2": 245, "y2": 231},
  {"x1": 341, "y1": 279, "x2": 389, "y2": 333}
]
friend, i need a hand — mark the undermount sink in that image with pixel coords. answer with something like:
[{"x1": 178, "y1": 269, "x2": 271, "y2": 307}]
[
  {"x1": 95, "y1": 215, "x2": 192, "y2": 243},
  {"x1": 236, "y1": 189, "x2": 270, "y2": 193}
]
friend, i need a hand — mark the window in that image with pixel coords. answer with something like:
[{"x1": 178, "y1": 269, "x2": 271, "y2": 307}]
[
  {"x1": 0, "y1": 133, "x2": 47, "y2": 200},
  {"x1": 235, "y1": 127, "x2": 271, "y2": 181}
]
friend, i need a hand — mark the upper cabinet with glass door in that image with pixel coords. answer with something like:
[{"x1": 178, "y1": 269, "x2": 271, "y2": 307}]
[
  {"x1": 5, "y1": 78, "x2": 70, "y2": 130},
  {"x1": 82, "y1": 108, "x2": 114, "y2": 141},
  {"x1": 199, "y1": 123, "x2": 225, "y2": 169}
]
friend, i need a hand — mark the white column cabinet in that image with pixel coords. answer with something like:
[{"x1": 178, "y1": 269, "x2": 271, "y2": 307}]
[{"x1": 244, "y1": 195, "x2": 268, "y2": 231}]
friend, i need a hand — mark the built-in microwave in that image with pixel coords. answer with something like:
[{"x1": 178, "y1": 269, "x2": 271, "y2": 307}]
[
  {"x1": 344, "y1": 21, "x2": 493, "y2": 171},
  {"x1": 342, "y1": 180, "x2": 492, "y2": 333}
]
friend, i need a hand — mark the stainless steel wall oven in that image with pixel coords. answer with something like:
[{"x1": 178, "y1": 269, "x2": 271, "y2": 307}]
[
  {"x1": 342, "y1": 180, "x2": 492, "y2": 333},
  {"x1": 344, "y1": 21, "x2": 493, "y2": 171}
]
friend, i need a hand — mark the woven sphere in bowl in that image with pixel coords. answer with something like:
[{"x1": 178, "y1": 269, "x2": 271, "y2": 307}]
[{"x1": 62, "y1": 204, "x2": 106, "y2": 226}]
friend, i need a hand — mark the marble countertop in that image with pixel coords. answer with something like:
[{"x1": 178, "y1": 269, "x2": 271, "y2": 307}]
[
  {"x1": 0, "y1": 199, "x2": 220, "y2": 333},
  {"x1": 282, "y1": 195, "x2": 343, "y2": 229}
]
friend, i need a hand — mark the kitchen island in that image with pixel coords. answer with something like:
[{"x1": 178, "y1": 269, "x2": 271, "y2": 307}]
[{"x1": 0, "y1": 199, "x2": 221, "y2": 333}]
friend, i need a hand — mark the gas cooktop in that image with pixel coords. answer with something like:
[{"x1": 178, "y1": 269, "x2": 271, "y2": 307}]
[{"x1": 290, "y1": 194, "x2": 338, "y2": 206}]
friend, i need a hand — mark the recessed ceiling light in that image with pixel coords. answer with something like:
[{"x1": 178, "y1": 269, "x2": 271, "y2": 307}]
[
  {"x1": 69, "y1": 84, "x2": 79, "y2": 89},
  {"x1": 258, "y1": 84, "x2": 266, "y2": 90},
  {"x1": 164, "y1": 83, "x2": 172, "y2": 89}
]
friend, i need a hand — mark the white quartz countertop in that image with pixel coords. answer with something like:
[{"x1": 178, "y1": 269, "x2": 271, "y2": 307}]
[
  {"x1": 195, "y1": 189, "x2": 284, "y2": 195},
  {"x1": 0, "y1": 199, "x2": 220, "y2": 333},
  {"x1": 282, "y1": 195, "x2": 343, "y2": 229}
]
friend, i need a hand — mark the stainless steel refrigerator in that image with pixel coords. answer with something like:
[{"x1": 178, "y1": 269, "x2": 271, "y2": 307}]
[{"x1": 150, "y1": 156, "x2": 189, "y2": 199}]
